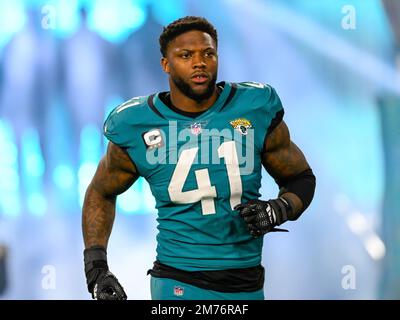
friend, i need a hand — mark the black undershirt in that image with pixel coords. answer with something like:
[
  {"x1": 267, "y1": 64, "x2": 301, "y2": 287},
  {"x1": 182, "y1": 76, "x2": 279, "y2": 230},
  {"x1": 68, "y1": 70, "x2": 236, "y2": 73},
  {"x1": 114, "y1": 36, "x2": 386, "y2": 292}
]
[{"x1": 147, "y1": 260, "x2": 265, "y2": 293}]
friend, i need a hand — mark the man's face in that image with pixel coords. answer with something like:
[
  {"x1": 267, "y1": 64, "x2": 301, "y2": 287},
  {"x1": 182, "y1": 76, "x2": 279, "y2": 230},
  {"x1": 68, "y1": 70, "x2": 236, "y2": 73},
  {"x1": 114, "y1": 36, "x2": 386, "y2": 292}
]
[{"x1": 161, "y1": 30, "x2": 218, "y2": 102}]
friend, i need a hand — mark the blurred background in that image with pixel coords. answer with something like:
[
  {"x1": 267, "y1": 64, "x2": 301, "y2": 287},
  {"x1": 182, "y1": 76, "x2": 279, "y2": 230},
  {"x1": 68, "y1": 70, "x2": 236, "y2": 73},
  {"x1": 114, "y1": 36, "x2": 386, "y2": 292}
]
[{"x1": 0, "y1": 0, "x2": 399, "y2": 299}]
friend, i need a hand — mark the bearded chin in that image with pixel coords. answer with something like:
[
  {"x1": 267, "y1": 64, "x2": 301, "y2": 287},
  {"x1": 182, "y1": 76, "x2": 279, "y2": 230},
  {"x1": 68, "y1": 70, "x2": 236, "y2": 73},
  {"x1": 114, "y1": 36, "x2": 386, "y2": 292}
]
[{"x1": 172, "y1": 73, "x2": 217, "y2": 102}]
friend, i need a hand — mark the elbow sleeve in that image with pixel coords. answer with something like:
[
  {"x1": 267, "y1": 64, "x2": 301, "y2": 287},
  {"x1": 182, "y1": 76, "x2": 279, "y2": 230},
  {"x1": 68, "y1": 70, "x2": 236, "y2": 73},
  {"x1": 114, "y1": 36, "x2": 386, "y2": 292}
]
[{"x1": 277, "y1": 168, "x2": 316, "y2": 219}]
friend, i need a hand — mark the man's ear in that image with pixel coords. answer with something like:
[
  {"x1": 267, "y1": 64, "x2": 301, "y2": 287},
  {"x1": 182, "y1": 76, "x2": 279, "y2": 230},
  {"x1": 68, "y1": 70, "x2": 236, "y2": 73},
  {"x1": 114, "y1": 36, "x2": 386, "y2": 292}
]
[{"x1": 161, "y1": 57, "x2": 170, "y2": 74}]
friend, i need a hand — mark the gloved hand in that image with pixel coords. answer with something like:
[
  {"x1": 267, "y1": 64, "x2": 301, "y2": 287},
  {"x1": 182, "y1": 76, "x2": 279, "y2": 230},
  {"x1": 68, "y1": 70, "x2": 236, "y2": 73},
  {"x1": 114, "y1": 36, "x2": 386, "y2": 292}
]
[
  {"x1": 235, "y1": 197, "x2": 292, "y2": 238},
  {"x1": 84, "y1": 246, "x2": 127, "y2": 300}
]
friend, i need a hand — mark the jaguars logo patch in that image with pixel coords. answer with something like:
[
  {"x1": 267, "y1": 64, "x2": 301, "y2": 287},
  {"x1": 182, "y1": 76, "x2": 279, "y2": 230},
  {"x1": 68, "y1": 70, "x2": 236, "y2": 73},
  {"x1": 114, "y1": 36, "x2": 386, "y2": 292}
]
[{"x1": 230, "y1": 118, "x2": 252, "y2": 135}]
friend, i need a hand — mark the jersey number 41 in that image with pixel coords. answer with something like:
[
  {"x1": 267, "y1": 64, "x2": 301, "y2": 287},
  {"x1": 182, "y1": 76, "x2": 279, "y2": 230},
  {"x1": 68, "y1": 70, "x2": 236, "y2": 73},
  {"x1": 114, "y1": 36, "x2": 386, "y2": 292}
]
[{"x1": 168, "y1": 141, "x2": 242, "y2": 215}]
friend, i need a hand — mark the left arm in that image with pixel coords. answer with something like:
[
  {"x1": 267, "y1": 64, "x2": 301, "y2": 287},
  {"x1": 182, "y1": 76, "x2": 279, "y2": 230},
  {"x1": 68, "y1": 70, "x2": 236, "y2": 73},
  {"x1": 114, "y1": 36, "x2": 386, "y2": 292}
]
[
  {"x1": 261, "y1": 120, "x2": 314, "y2": 219},
  {"x1": 235, "y1": 120, "x2": 316, "y2": 237}
]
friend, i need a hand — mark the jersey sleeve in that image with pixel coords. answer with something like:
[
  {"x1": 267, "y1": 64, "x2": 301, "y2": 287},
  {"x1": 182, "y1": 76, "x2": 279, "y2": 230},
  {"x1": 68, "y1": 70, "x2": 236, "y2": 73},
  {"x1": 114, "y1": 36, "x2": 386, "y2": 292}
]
[
  {"x1": 235, "y1": 81, "x2": 285, "y2": 153},
  {"x1": 263, "y1": 85, "x2": 284, "y2": 136},
  {"x1": 103, "y1": 107, "x2": 133, "y2": 148}
]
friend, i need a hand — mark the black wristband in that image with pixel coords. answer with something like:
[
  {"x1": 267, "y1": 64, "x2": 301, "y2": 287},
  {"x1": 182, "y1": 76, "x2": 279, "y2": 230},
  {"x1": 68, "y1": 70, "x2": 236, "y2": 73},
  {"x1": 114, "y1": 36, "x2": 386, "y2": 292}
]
[
  {"x1": 269, "y1": 197, "x2": 293, "y2": 226},
  {"x1": 84, "y1": 246, "x2": 108, "y2": 275}
]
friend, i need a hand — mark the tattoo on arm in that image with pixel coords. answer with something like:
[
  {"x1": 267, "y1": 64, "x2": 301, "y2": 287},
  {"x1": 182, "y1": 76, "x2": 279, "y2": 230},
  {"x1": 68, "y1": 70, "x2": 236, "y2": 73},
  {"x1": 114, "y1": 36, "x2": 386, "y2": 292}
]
[
  {"x1": 262, "y1": 121, "x2": 310, "y2": 215},
  {"x1": 82, "y1": 143, "x2": 139, "y2": 248}
]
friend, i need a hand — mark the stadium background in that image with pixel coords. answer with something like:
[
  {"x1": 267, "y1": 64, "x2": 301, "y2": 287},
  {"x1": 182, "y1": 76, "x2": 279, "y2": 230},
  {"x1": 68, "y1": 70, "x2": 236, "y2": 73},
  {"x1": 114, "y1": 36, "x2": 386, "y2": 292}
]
[{"x1": 0, "y1": 0, "x2": 399, "y2": 299}]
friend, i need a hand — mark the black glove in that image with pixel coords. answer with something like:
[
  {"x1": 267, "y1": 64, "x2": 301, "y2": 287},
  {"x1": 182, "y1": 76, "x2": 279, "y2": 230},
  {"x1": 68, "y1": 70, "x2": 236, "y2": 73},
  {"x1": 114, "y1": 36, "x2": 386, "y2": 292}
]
[
  {"x1": 84, "y1": 246, "x2": 127, "y2": 300},
  {"x1": 235, "y1": 197, "x2": 292, "y2": 238}
]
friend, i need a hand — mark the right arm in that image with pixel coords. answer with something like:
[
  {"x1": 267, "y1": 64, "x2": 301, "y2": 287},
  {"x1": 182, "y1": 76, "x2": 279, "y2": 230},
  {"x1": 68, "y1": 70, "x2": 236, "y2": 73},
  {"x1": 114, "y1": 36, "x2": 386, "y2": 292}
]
[
  {"x1": 82, "y1": 142, "x2": 139, "y2": 249},
  {"x1": 82, "y1": 142, "x2": 138, "y2": 300}
]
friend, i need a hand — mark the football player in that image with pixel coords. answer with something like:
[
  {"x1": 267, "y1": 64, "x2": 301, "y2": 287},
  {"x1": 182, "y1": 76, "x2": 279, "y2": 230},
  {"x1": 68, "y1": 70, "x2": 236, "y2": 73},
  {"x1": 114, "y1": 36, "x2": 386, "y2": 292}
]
[{"x1": 82, "y1": 16, "x2": 316, "y2": 300}]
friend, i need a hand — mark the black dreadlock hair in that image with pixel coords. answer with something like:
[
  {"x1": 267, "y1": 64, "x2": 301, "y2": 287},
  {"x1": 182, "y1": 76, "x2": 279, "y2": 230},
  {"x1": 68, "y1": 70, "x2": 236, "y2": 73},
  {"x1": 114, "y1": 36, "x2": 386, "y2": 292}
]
[{"x1": 159, "y1": 16, "x2": 218, "y2": 57}]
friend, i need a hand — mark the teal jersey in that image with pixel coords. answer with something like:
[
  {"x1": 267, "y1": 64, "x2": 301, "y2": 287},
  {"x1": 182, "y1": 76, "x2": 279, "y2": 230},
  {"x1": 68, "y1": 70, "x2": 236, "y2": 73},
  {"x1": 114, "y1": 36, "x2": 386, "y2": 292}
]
[{"x1": 104, "y1": 81, "x2": 284, "y2": 271}]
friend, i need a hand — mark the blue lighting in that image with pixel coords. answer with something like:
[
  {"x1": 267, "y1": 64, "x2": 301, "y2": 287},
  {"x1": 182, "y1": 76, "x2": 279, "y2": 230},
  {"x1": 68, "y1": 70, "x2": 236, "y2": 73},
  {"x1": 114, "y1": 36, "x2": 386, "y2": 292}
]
[
  {"x1": 151, "y1": 0, "x2": 186, "y2": 26},
  {"x1": 86, "y1": 0, "x2": 147, "y2": 43},
  {"x1": 27, "y1": 192, "x2": 47, "y2": 216},
  {"x1": 21, "y1": 128, "x2": 46, "y2": 215},
  {"x1": 78, "y1": 162, "x2": 97, "y2": 207},
  {"x1": 0, "y1": 119, "x2": 20, "y2": 216},
  {"x1": 53, "y1": 165, "x2": 75, "y2": 190},
  {"x1": 0, "y1": 194, "x2": 20, "y2": 217},
  {"x1": 21, "y1": 129, "x2": 45, "y2": 179},
  {"x1": 118, "y1": 182, "x2": 142, "y2": 213},
  {"x1": 42, "y1": 0, "x2": 81, "y2": 38},
  {"x1": 78, "y1": 125, "x2": 103, "y2": 206},
  {"x1": 0, "y1": 1, "x2": 26, "y2": 48},
  {"x1": 80, "y1": 125, "x2": 102, "y2": 163}
]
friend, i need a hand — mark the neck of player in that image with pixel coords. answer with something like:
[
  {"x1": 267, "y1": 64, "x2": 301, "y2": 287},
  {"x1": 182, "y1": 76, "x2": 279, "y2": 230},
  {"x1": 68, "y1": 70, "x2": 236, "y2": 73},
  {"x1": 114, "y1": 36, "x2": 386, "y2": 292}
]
[{"x1": 169, "y1": 83, "x2": 219, "y2": 113}]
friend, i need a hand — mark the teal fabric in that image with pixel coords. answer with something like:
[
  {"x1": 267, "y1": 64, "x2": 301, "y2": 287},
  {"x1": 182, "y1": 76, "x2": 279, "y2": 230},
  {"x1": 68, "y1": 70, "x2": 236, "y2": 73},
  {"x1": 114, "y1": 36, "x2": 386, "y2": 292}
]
[
  {"x1": 104, "y1": 82, "x2": 283, "y2": 271},
  {"x1": 150, "y1": 276, "x2": 265, "y2": 300}
]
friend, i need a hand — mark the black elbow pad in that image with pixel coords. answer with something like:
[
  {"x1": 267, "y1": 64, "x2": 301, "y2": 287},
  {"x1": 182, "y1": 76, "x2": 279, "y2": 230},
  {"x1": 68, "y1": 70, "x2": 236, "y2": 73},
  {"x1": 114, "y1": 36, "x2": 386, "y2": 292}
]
[{"x1": 277, "y1": 168, "x2": 316, "y2": 218}]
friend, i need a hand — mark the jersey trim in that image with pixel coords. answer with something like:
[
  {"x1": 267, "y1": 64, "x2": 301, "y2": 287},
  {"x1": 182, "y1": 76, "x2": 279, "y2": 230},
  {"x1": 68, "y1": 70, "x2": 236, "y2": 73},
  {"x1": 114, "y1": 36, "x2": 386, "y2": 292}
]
[
  {"x1": 262, "y1": 109, "x2": 284, "y2": 154},
  {"x1": 152, "y1": 81, "x2": 233, "y2": 120},
  {"x1": 159, "y1": 92, "x2": 208, "y2": 118},
  {"x1": 220, "y1": 83, "x2": 238, "y2": 111},
  {"x1": 147, "y1": 94, "x2": 166, "y2": 119}
]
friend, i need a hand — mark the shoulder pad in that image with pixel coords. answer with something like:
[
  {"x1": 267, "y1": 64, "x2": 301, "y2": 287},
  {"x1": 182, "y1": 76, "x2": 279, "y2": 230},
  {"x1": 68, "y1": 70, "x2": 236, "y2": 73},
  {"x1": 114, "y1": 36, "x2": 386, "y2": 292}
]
[{"x1": 103, "y1": 95, "x2": 148, "y2": 147}]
